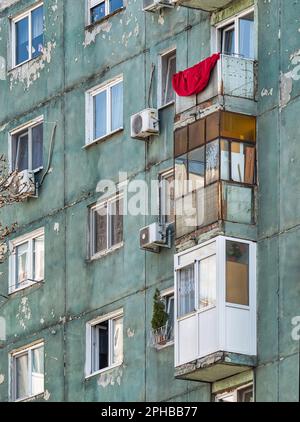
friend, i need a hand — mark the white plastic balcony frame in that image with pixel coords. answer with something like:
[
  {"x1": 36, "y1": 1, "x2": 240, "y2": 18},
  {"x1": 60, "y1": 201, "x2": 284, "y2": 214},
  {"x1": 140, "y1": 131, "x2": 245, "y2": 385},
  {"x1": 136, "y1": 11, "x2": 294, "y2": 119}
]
[{"x1": 174, "y1": 235, "x2": 256, "y2": 368}]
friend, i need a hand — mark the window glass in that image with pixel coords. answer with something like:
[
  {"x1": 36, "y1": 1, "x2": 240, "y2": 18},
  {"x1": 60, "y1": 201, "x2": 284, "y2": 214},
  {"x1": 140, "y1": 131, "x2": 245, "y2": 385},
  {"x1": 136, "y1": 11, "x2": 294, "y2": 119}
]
[
  {"x1": 222, "y1": 25, "x2": 235, "y2": 55},
  {"x1": 226, "y1": 240, "x2": 249, "y2": 306},
  {"x1": 206, "y1": 140, "x2": 219, "y2": 185},
  {"x1": 244, "y1": 146, "x2": 255, "y2": 184},
  {"x1": 160, "y1": 171, "x2": 175, "y2": 225},
  {"x1": 220, "y1": 139, "x2": 230, "y2": 180},
  {"x1": 16, "y1": 354, "x2": 29, "y2": 400},
  {"x1": 16, "y1": 242, "x2": 29, "y2": 287},
  {"x1": 94, "y1": 206, "x2": 107, "y2": 254},
  {"x1": 33, "y1": 236, "x2": 44, "y2": 282},
  {"x1": 16, "y1": 17, "x2": 29, "y2": 65},
  {"x1": 97, "y1": 320, "x2": 109, "y2": 370},
  {"x1": 188, "y1": 147, "x2": 205, "y2": 192},
  {"x1": 231, "y1": 142, "x2": 245, "y2": 183},
  {"x1": 165, "y1": 295, "x2": 174, "y2": 341},
  {"x1": 175, "y1": 154, "x2": 188, "y2": 198},
  {"x1": 111, "y1": 82, "x2": 123, "y2": 131},
  {"x1": 113, "y1": 317, "x2": 123, "y2": 365},
  {"x1": 239, "y1": 12, "x2": 254, "y2": 59},
  {"x1": 109, "y1": 0, "x2": 123, "y2": 14},
  {"x1": 31, "y1": 6, "x2": 44, "y2": 59},
  {"x1": 94, "y1": 91, "x2": 107, "y2": 139},
  {"x1": 91, "y1": 2, "x2": 106, "y2": 23},
  {"x1": 32, "y1": 124, "x2": 43, "y2": 170},
  {"x1": 110, "y1": 198, "x2": 123, "y2": 247},
  {"x1": 174, "y1": 126, "x2": 188, "y2": 157},
  {"x1": 177, "y1": 265, "x2": 195, "y2": 318},
  {"x1": 31, "y1": 347, "x2": 44, "y2": 396},
  {"x1": 14, "y1": 132, "x2": 29, "y2": 172},
  {"x1": 199, "y1": 255, "x2": 216, "y2": 310},
  {"x1": 161, "y1": 52, "x2": 176, "y2": 106}
]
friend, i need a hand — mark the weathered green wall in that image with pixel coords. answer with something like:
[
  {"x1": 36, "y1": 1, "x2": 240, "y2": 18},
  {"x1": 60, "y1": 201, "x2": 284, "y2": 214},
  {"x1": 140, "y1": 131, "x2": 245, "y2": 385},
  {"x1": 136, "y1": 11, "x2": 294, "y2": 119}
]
[{"x1": 0, "y1": 0, "x2": 299, "y2": 402}]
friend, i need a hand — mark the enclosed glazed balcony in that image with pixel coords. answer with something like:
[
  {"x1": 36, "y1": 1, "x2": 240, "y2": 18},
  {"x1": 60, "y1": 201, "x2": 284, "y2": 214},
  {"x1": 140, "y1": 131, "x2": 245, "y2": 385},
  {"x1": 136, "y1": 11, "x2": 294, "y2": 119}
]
[
  {"x1": 174, "y1": 236, "x2": 257, "y2": 382},
  {"x1": 176, "y1": 54, "x2": 257, "y2": 117},
  {"x1": 176, "y1": 0, "x2": 233, "y2": 11},
  {"x1": 174, "y1": 110, "x2": 256, "y2": 239}
]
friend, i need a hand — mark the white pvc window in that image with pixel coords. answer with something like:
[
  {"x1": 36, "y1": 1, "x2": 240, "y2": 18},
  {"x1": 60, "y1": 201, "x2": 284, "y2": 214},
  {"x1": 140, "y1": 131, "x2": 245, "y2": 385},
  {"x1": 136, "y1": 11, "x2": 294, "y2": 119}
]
[
  {"x1": 159, "y1": 169, "x2": 175, "y2": 225},
  {"x1": 161, "y1": 289, "x2": 175, "y2": 343},
  {"x1": 86, "y1": 77, "x2": 123, "y2": 145},
  {"x1": 217, "y1": 8, "x2": 255, "y2": 59},
  {"x1": 158, "y1": 49, "x2": 176, "y2": 108},
  {"x1": 9, "y1": 228, "x2": 45, "y2": 294},
  {"x1": 215, "y1": 383, "x2": 253, "y2": 402},
  {"x1": 12, "y1": 3, "x2": 44, "y2": 67},
  {"x1": 86, "y1": 310, "x2": 123, "y2": 377},
  {"x1": 10, "y1": 118, "x2": 43, "y2": 173},
  {"x1": 89, "y1": 194, "x2": 123, "y2": 258},
  {"x1": 88, "y1": 0, "x2": 123, "y2": 24},
  {"x1": 11, "y1": 342, "x2": 44, "y2": 402}
]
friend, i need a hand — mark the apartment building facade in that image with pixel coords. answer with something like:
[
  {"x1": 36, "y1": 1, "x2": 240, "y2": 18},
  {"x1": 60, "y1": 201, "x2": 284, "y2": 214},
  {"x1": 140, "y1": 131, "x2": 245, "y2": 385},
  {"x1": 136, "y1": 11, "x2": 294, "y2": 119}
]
[{"x1": 0, "y1": 0, "x2": 299, "y2": 402}]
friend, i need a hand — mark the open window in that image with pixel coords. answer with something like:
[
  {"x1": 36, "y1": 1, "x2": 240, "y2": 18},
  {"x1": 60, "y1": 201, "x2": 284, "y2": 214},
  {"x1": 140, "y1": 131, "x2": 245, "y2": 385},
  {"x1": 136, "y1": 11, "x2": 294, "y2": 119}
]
[
  {"x1": 158, "y1": 49, "x2": 176, "y2": 108},
  {"x1": 159, "y1": 169, "x2": 175, "y2": 225},
  {"x1": 11, "y1": 342, "x2": 44, "y2": 402},
  {"x1": 217, "y1": 9, "x2": 255, "y2": 59},
  {"x1": 88, "y1": 0, "x2": 124, "y2": 25},
  {"x1": 12, "y1": 3, "x2": 44, "y2": 68},
  {"x1": 10, "y1": 118, "x2": 43, "y2": 173},
  {"x1": 86, "y1": 310, "x2": 123, "y2": 376}
]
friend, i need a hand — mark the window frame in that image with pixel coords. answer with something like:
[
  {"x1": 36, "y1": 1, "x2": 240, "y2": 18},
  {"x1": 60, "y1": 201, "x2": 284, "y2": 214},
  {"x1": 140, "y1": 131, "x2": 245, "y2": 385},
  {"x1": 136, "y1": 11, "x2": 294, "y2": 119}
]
[
  {"x1": 89, "y1": 193, "x2": 124, "y2": 259},
  {"x1": 9, "y1": 116, "x2": 44, "y2": 173},
  {"x1": 87, "y1": 0, "x2": 124, "y2": 25},
  {"x1": 215, "y1": 383, "x2": 253, "y2": 402},
  {"x1": 11, "y1": 2, "x2": 44, "y2": 69},
  {"x1": 10, "y1": 341, "x2": 45, "y2": 402},
  {"x1": 85, "y1": 309, "x2": 124, "y2": 378},
  {"x1": 85, "y1": 76, "x2": 123, "y2": 146},
  {"x1": 158, "y1": 47, "x2": 176, "y2": 109},
  {"x1": 161, "y1": 287, "x2": 175, "y2": 346},
  {"x1": 159, "y1": 168, "x2": 175, "y2": 226},
  {"x1": 215, "y1": 6, "x2": 255, "y2": 59},
  {"x1": 9, "y1": 228, "x2": 45, "y2": 294}
]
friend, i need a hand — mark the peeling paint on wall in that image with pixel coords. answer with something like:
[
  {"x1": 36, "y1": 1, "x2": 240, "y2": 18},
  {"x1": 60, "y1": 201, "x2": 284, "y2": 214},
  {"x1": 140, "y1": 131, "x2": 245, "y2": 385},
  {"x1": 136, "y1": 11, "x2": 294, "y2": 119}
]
[
  {"x1": 0, "y1": 374, "x2": 5, "y2": 385},
  {"x1": 9, "y1": 41, "x2": 57, "y2": 91},
  {"x1": 0, "y1": 0, "x2": 19, "y2": 11},
  {"x1": 83, "y1": 21, "x2": 112, "y2": 47},
  {"x1": 280, "y1": 50, "x2": 300, "y2": 107},
  {"x1": 97, "y1": 366, "x2": 123, "y2": 388},
  {"x1": 127, "y1": 328, "x2": 135, "y2": 338},
  {"x1": 54, "y1": 223, "x2": 60, "y2": 233},
  {"x1": 0, "y1": 56, "x2": 6, "y2": 80},
  {"x1": 16, "y1": 297, "x2": 31, "y2": 330}
]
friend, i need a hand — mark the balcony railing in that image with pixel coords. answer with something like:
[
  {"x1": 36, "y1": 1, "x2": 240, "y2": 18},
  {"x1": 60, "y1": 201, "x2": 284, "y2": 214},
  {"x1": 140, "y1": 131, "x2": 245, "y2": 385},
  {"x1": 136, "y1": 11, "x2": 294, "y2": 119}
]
[
  {"x1": 176, "y1": 55, "x2": 257, "y2": 115},
  {"x1": 150, "y1": 324, "x2": 174, "y2": 348}
]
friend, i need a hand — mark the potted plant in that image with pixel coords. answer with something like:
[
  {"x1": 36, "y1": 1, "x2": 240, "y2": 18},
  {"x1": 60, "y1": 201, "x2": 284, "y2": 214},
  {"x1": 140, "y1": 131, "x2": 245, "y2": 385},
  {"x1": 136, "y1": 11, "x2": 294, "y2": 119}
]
[{"x1": 151, "y1": 289, "x2": 169, "y2": 346}]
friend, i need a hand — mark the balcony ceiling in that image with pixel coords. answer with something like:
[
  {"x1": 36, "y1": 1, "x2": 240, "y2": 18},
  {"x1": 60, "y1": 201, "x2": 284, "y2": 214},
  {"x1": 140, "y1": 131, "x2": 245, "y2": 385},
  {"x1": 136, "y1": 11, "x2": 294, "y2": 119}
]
[{"x1": 177, "y1": 0, "x2": 233, "y2": 12}]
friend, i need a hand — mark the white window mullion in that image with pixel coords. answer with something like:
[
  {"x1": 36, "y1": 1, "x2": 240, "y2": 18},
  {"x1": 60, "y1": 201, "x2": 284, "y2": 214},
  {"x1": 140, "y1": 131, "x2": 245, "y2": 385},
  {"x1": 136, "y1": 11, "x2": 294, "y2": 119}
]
[
  {"x1": 28, "y1": 350, "x2": 32, "y2": 397},
  {"x1": 28, "y1": 127, "x2": 33, "y2": 172},
  {"x1": 107, "y1": 86, "x2": 111, "y2": 135}
]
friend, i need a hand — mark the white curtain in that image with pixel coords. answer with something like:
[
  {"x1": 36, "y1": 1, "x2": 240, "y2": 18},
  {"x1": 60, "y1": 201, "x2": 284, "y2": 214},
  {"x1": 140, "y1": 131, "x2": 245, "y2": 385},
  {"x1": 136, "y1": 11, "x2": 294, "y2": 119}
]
[
  {"x1": 111, "y1": 82, "x2": 123, "y2": 131},
  {"x1": 33, "y1": 236, "x2": 44, "y2": 281},
  {"x1": 31, "y1": 347, "x2": 44, "y2": 396},
  {"x1": 16, "y1": 354, "x2": 29, "y2": 400}
]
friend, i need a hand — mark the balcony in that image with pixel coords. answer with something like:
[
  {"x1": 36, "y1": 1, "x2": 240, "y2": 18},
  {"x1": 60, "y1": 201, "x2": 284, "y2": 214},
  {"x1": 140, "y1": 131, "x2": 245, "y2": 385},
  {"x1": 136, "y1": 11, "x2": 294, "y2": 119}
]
[
  {"x1": 174, "y1": 236, "x2": 257, "y2": 382},
  {"x1": 176, "y1": 54, "x2": 257, "y2": 118},
  {"x1": 174, "y1": 110, "x2": 256, "y2": 239},
  {"x1": 176, "y1": 0, "x2": 233, "y2": 11}
]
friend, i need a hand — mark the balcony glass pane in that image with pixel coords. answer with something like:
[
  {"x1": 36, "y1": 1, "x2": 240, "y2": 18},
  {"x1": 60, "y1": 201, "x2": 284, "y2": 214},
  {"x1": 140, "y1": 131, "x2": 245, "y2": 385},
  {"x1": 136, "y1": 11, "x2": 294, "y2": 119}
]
[
  {"x1": 221, "y1": 111, "x2": 256, "y2": 142},
  {"x1": 189, "y1": 119, "x2": 205, "y2": 150},
  {"x1": 174, "y1": 127, "x2": 188, "y2": 157},
  {"x1": 206, "y1": 140, "x2": 219, "y2": 184},
  {"x1": 222, "y1": 24, "x2": 235, "y2": 56},
  {"x1": 222, "y1": 183, "x2": 253, "y2": 224},
  {"x1": 175, "y1": 192, "x2": 197, "y2": 238},
  {"x1": 199, "y1": 255, "x2": 216, "y2": 310},
  {"x1": 221, "y1": 139, "x2": 230, "y2": 180},
  {"x1": 239, "y1": 12, "x2": 254, "y2": 59},
  {"x1": 188, "y1": 147, "x2": 205, "y2": 192},
  {"x1": 177, "y1": 265, "x2": 195, "y2": 318},
  {"x1": 175, "y1": 154, "x2": 188, "y2": 198},
  {"x1": 226, "y1": 240, "x2": 249, "y2": 306},
  {"x1": 206, "y1": 112, "x2": 220, "y2": 142}
]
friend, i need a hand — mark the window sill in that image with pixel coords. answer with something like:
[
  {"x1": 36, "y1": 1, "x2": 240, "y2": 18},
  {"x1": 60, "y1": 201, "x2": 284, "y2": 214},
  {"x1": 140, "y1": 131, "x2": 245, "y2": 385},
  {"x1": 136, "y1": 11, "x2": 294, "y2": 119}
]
[
  {"x1": 85, "y1": 363, "x2": 123, "y2": 381},
  {"x1": 9, "y1": 280, "x2": 44, "y2": 296},
  {"x1": 83, "y1": 128, "x2": 124, "y2": 149},
  {"x1": 14, "y1": 392, "x2": 45, "y2": 403},
  {"x1": 88, "y1": 242, "x2": 124, "y2": 262},
  {"x1": 8, "y1": 54, "x2": 43, "y2": 73},
  {"x1": 158, "y1": 101, "x2": 175, "y2": 111},
  {"x1": 85, "y1": 7, "x2": 125, "y2": 31}
]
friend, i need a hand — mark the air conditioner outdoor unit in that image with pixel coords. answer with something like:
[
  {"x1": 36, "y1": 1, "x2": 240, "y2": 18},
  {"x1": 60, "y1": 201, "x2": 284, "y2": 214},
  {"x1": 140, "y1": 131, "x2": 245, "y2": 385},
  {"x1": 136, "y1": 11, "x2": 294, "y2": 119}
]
[
  {"x1": 143, "y1": 0, "x2": 175, "y2": 12},
  {"x1": 140, "y1": 222, "x2": 169, "y2": 252},
  {"x1": 131, "y1": 108, "x2": 159, "y2": 139},
  {"x1": 13, "y1": 170, "x2": 36, "y2": 197}
]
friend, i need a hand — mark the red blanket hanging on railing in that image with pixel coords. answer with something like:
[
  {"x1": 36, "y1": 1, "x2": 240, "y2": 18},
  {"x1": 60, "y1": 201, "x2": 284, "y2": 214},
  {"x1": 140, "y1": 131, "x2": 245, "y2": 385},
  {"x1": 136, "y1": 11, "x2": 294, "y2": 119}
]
[{"x1": 172, "y1": 53, "x2": 220, "y2": 97}]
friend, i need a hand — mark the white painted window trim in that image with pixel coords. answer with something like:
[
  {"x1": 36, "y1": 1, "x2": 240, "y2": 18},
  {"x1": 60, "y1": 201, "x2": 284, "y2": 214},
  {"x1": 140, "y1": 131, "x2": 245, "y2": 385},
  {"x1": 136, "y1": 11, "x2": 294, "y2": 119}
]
[
  {"x1": 214, "y1": 6, "x2": 255, "y2": 59},
  {"x1": 89, "y1": 193, "x2": 124, "y2": 259},
  {"x1": 87, "y1": 0, "x2": 124, "y2": 25},
  {"x1": 215, "y1": 382, "x2": 253, "y2": 402},
  {"x1": 85, "y1": 75, "x2": 123, "y2": 145},
  {"x1": 9, "y1": 115, "x2": 44, "y2": 173},
  {"x1": 157, "y1": 287, "x2": 175, "y2": 349},
  {"x1": 9, "y1": 227, "x2": 45, "y2": 294},
  {"x1": 157, "y1": 47, "x2": 176, "y2": 109},
  {"x1": 11, "y1": 2, "x2": 44, "y2": 69},
  {"x1": 10, "y1": 340, "x2": 44, "y2": 402},
  {"x1": 159, "y1": 168, "x2": 174, "y2": 226},
  {"x1": 85, "y1": 309, "x2": 124, "y2": 378}
]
